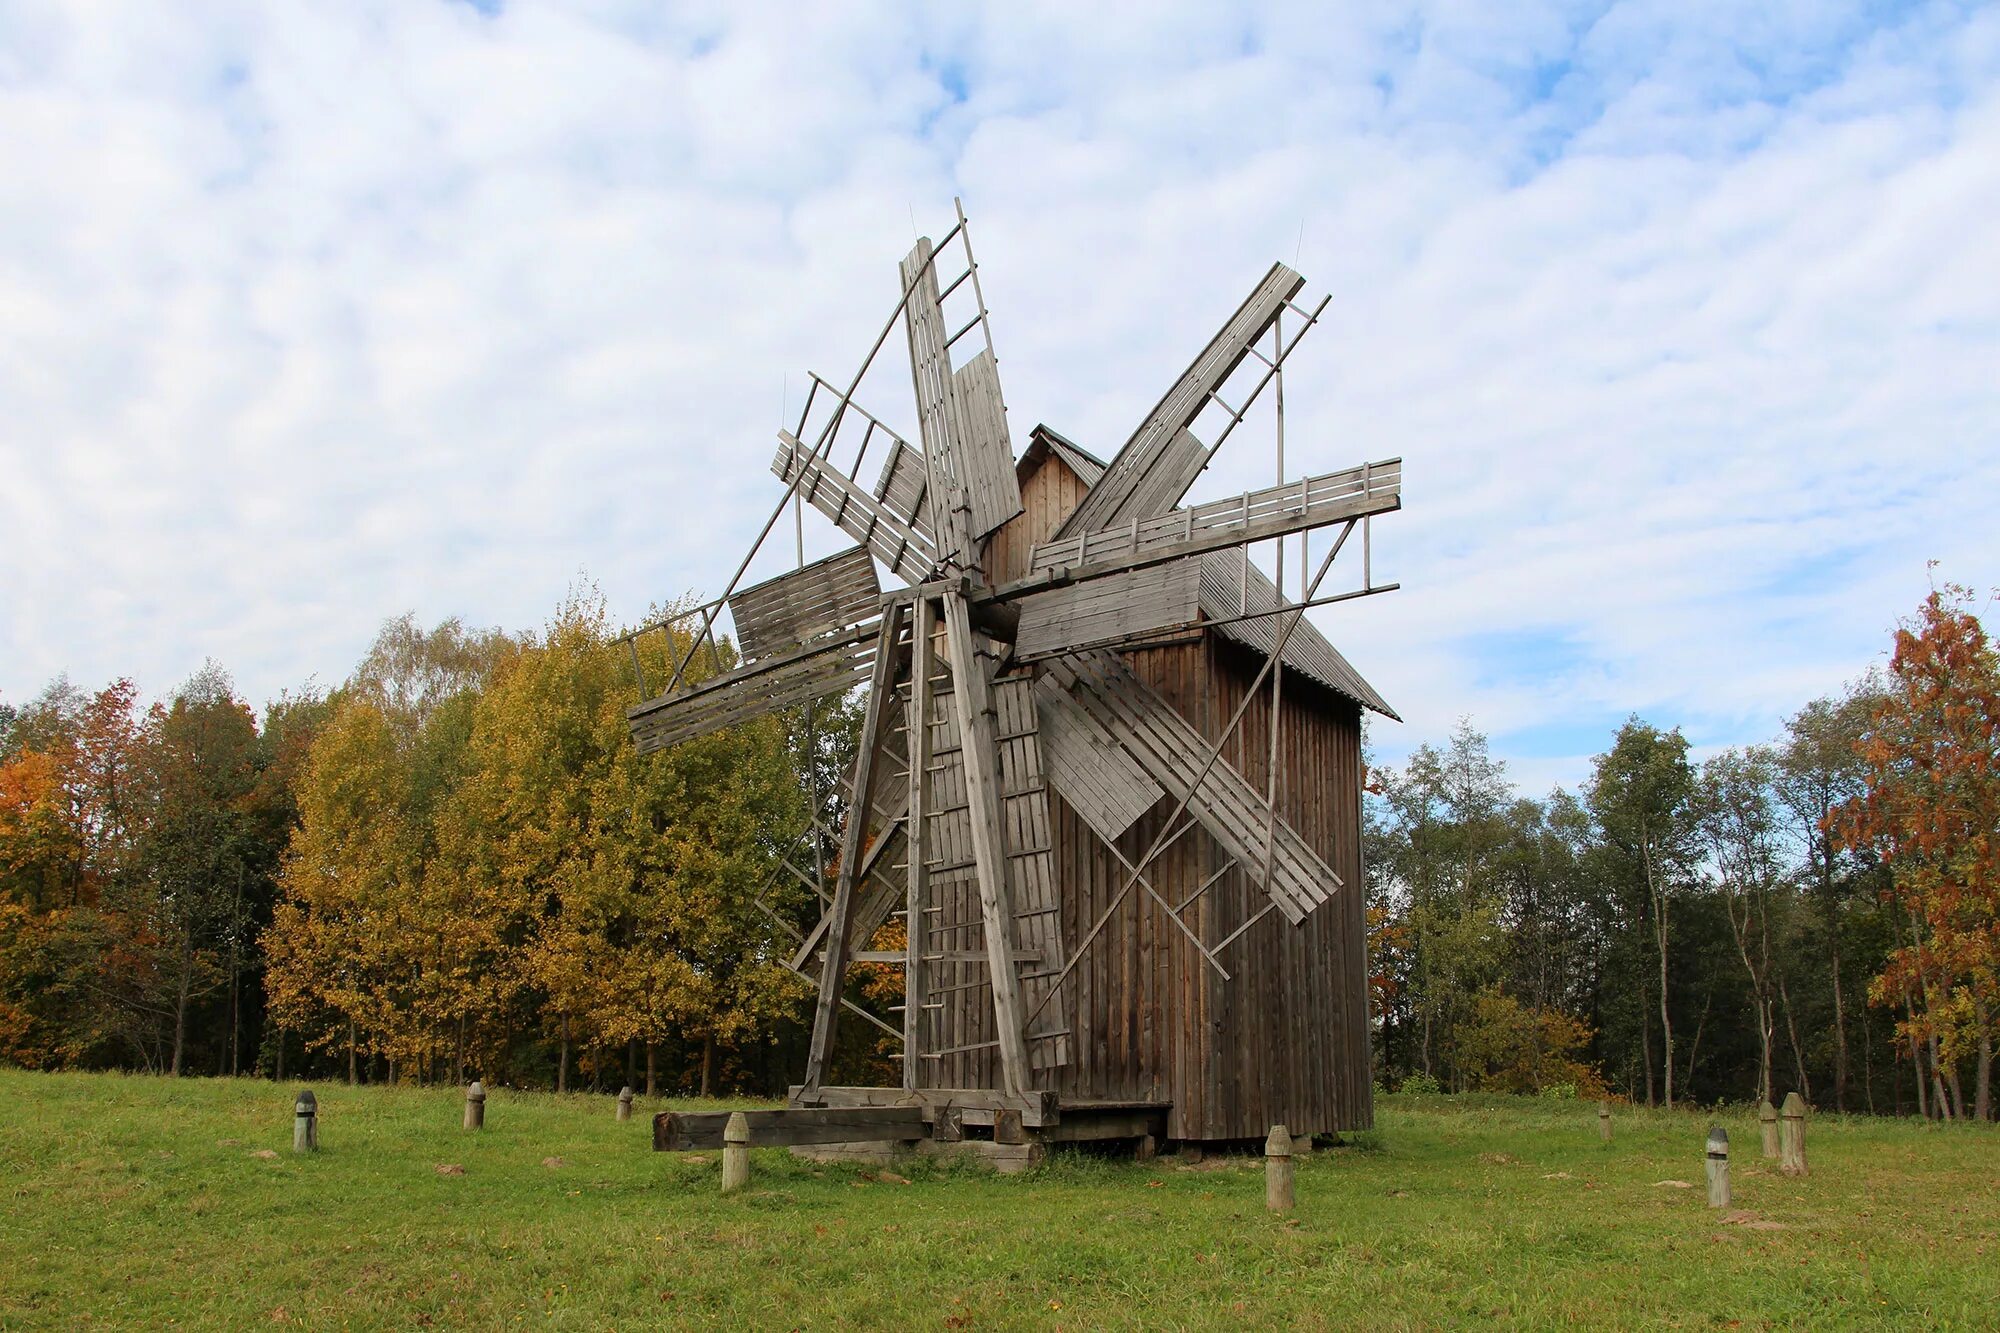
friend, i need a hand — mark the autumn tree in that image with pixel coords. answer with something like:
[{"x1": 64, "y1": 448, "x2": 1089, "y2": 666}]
[{"x1": 1835, "y1": 585, "x2": 2000, "y2": 1122}]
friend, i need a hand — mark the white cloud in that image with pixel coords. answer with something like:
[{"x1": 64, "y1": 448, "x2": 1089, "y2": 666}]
[{"x1": 1, "y1": 0, "x2": 1995, "y2": 797}]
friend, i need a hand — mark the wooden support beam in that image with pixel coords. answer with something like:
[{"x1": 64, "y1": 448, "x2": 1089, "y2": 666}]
[
  {"x1": 653, "y1": 1106, "x2": 926, "y2": 1151},
  {"x1": 1053, "y1": 262, "x2": 1304, "y2": 537},
  {"x1": 940, "y1": 591, "x2": 1035, "y2": 1095},
  {"x1": 800, "y1": 603, "x2": 906, "y2": 1096},
  {"x1": 903, "y1": 594, "x2": 934, "y2": 1092}
]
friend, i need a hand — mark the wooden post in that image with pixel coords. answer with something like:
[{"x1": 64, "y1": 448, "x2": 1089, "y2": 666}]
[
  {"x1": 721, "y1": 1111, "x2": 751, "y2": 1194},
  {"x1": 1598, "y1": 1100, "x2": 1611, "y2": 1142},
  {"x1": 1134, "y1": 1133, "x2": 1157, "y2": 1163},
  {"x1": 1265, "y1": 1124, "x2": 1295, "y2": 1213},
  {"x1": 934, "y1": 1104, "x2": 964, "y2": 1143},
  {"x1": 801, "y1": 604, "x2": 905, "y2": 1096},
  {"x1": 1779, "y1": 1091, "x2": 1808, "y2": 1177},
  {"x1": 1758, "y1": 1099, "x2": 1779, "y2": 1159},
  {"x1": 993, "y1": 1108, "x2": 1026, "y2": 1146},
  {"x1": 463, "y1": 1080, "x2": 485, "y2": 1131},
  {"x1": 292, "y1": 1089, "x2": 318, "y2": 1154},
  {"x1": 617, "y1": 1086, "x2": 634, "y2": 1122},
  {"x1": 1705, "y1": 1125, "x2": 1730, "y2": 1209}
]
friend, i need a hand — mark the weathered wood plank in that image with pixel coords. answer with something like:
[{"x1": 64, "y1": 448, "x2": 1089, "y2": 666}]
[
  {"x1": 1044, "y1": 650, "x2": 1341, "y2": 923},
  {"x1": 728, "y1": 546, "x2": 880, "y2": 663},
  {"x1": 772, "y1": 432, "x2": 937, "y2": 583},
  {"x1": 1020, "y1": 458, "x2": 1401, "y2": 589},
  {"x1": 653, "y1": 1106, "x2": 926, "y2": 1150},
  {"x1": 627, "y1": 625, "x2": 878, "y2": 754},
  {"x1": 950, "y1": 347, "x2": 1024, "y2": 539},
  {"x1": 874, "y1": 438, "x2": 934, "y2": 539},
  {"x1": 801, "y1": 604, "x2": 906, "y2": 1094},
  {"x1": 1034, "y1": 674, "x2": 1165, "y2": 842},
  {"x1": 1012, "y1": 559, "x2": 1203, "y2": 662}
]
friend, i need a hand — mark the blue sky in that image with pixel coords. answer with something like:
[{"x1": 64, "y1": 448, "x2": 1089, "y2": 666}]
[{"x1": 2, "y1": 0, "x2": 1996, "y2": 796}]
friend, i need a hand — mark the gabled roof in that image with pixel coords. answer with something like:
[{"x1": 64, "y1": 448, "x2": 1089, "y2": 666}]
[
  {"x1": 1022, "y1": 423, "x2": 1397, "y2": 721},
  {"x1": 1023, "y1": 424, "x2": 1107, "y2": 487}
]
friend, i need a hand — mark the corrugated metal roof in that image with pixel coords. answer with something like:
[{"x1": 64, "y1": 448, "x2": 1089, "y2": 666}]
[{"x1": 1022, "y1": 423, "x2": 1396, "y2": 720}]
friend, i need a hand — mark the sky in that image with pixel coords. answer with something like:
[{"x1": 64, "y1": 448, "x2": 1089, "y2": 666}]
[{"x1": 2, "y1": 0, "x2": 1996, "y2": 796}]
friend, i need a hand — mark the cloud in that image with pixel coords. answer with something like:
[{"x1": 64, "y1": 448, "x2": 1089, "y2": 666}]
[{"x1": 1, "y1": 0, "x2": 1995, "y2": 797}]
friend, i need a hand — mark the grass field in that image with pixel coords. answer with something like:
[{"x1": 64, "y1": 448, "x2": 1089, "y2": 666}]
[{"x1": 1, "y1": 1071, "x2": 1995, "y2": 1329}]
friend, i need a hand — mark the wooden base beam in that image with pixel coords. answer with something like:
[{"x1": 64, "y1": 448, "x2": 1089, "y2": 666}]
[{"x1": 653, "y1": 1106, "x2": 926, "y2": 1151}]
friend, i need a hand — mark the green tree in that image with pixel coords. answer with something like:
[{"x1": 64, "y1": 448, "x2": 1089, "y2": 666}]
[{"x1": 1588, "y1": 719, "x2": 1695, "y2": 1108}]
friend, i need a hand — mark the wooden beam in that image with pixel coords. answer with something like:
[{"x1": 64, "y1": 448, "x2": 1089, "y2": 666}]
[
  {"x1": 772, "y1": 432, "x2": 937, "y2": 584},
  {"x1": 903, "y1": 594, "x2": 934, "y2": 1092},
  {"x1": 1053, "y1": 262, "x2": 1304, "y2": 537},
  {"x1": 800, "y1": 603, "x2": 906, "y2": 1096},
  {"x1": 940, "y1": 591, "x2": 1035, "y2": 1093},
  {"x1": 1000, "y1": 458, "x2": 1401, "y2": 602},
  {"x1": 653, "y1": 1106, "x2": 926, "y2": 1151}
]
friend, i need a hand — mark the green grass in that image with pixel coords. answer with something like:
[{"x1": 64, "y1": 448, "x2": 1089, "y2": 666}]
[{"x1": 1, "y1": 1072, "x2": 1995, "y2": 1329}]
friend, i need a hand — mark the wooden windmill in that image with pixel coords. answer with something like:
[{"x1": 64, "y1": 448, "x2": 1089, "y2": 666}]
[{"x1": 625, "y1": 201, "x2": 1401, "y2": 1151}]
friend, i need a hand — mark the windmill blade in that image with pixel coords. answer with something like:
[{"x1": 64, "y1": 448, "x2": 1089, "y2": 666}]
[
  {"x1": 728, "y1": 546, "x2": 881, "y2": 663},
  {"x1": 1033, "y1": 673, "x2": 1164, "y2": 843},
  {"x1": 627, "y1": 621, "x2": 879, "y2": 755},
  {"x1": 1012, "y1": 558, "x2": 1204, "y2": 663},
  {"x1": 1054, "y1": 262, "x2": 1305, "y2": 538},
  {"x1": 900, "y1": 238, "x2": 1023, "y2": 559},
  {"x1": 873, "y1": 437, "x2": 934, "y2": 539},
  {"x1": 773, "y1": 432, "x2": 938, "y2": 584},
  {"x1": 1011, "y1": 458, "x2": 1401, "y2": 597},
  {"x1": 1041, "y1": 650, "x2": 1341, "y2": 924}
]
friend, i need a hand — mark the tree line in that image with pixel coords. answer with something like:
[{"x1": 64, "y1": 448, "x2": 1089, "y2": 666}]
[
  {"x1": 2, "y1": 583, "x2": 1995, "y2": 1117},
  {"x1": 1367, "y1": 585, "x2": 1998, "y2": 1121}
]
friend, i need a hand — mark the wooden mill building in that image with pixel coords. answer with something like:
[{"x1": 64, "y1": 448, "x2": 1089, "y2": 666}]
[{"x1": 920, "y1": 425, "x2": 1393, "y2": 1143}]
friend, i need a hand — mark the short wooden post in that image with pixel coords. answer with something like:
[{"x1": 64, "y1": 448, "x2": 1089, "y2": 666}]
[
  {"x1": 1265, "y1": 1124, "x2": 1295, "y2": 1214},
  {"x1": 1705, "y1": 1125, "x2": 1730, "y2": 1209},
  {"x1": 1758, "y1": 1099, "x2": 1779, "y2": 1159},
  {"x1": 993, "y1": 1108, "x2": 1026, "y2": 1146},
  {"x1": 617, "y1": 1086, "x2": 633, "y2": 1122},
  {"x1": 1598, "y1": 1099, "x2": 1612, "y2": 1142},
  {"x1": 1134, "y1": 1133, "x2": 1156, "y2": 1163},
  {"x1": 1779, "y1": 1091, "x2": 1807, "y2": 1177},
  {"x1": 463, "y1": 1080, "x2": 485, "y2": 1131},
  {"x1": 934, "y1": 1104, "x2": 964, "y2": 1143},
  {"x1": 720, "y1": 1112, "x2": 751, "y2": 1194},
  {"x1": 292, "y1": 1089, "x2": 318, "y2": 1153}
]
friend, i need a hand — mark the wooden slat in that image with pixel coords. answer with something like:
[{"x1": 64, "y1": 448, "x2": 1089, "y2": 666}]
[
  {"x1": 653, "y1": 1106, "x2": 926, "y2": 1150},
  {"x1": 900, "y1": 238, "x2": 976, "y2": 566},
  {"x1": 801, "y1": 604, "x2": 905, "y2": 1094},
  {"x1": 627, "y1": 625, "x2": 877, "y2": 754},
  {"x1": 1021, "y1": 459, "x2": 1401, "y2": 588},
  {"x1": 950, "y1": 347, "x2": 1024, "y2": 539},
  {"x1": 772, "y1": 432, "x2": 937, "y2": 584},
  {"x1": 1043, "y1": 650, "x2": 1342, "y2": 923},
  {"x1": 1054, "y1": 262, "x2": 1305, "y2": 537},
  {"x1": 1012, "y1": 559, "x2": 1202, "y2": 662},
  {"x1": 728, "y1": 546, "x2": 880, "y2": 663},
  {"x1": 1033, "y1": 674, "x2": 1164, "y2": 842},
  {"x1": 873, "y1": 438, "x2": 934, "y2": 539}
]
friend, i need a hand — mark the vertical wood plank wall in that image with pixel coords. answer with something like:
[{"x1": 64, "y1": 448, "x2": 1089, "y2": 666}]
[{"x1": 943, "y1": 443, "x2": 1373, "y2": 1139}]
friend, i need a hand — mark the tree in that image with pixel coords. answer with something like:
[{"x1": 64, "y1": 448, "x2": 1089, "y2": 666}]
[
  {"x1": 1372, "y1": 720, "x2": 1512, "y2": 1088},
  {"x1": 1697, "y1": 747, "x2": 1792, "y2": 1104},
  {"x1": 1588, "y1": 719, "x2": 1695, "y2": 1108},
  {"x1": 1834, "y1": 585, "x2": 2000, "y2": 1122},
  {"x1": 123, "y1": 664, "x2": 266, "y2": 1076}
]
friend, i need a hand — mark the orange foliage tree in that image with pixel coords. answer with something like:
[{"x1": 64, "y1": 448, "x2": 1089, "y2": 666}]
[{"x1": 1833, "y1": 584, "x2": 1999, "y2": 1122}]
